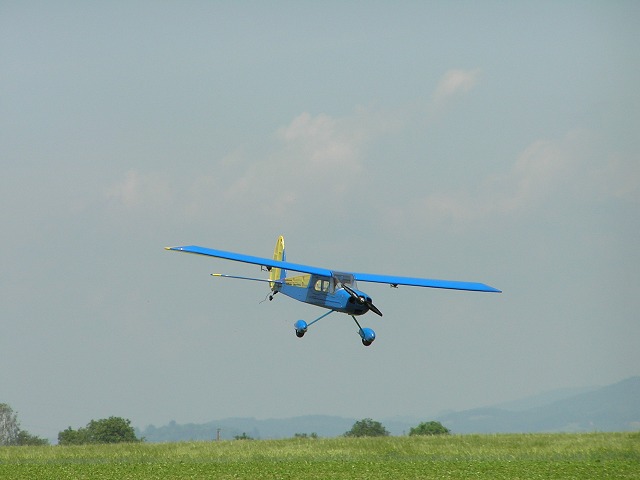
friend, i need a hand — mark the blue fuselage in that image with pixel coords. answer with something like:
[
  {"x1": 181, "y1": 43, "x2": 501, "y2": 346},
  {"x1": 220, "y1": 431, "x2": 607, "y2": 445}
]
[{"x1": 275, "y1": 274, "x2": 372, "y2": 316}]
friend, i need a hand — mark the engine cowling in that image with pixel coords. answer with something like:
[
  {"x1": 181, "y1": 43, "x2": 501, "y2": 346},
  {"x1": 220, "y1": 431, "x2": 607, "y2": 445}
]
[
  {"x1": 294, "y1": 320, "x2": 308, "y2": 338},
  {"x1": 359, "y1": 327, "x2": 376, "y2": 346}
]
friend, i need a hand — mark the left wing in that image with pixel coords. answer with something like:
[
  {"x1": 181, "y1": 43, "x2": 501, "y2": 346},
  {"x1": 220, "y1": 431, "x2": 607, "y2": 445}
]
[{"x1": 353, "y1": 272, "x2": 501, "y2": 293}]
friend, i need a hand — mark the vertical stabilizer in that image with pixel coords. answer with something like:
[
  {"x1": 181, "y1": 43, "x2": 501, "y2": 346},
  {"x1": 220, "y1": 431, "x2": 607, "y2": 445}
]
[{"x1": 269, "y1": 235, "x2": 286, "y2": 289}]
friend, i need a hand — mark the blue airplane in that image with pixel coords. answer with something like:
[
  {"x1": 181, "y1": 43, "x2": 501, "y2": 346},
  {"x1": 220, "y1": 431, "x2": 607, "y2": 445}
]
[{"x1": 166, "y1": 236, "x2": 501, "y2": 346}]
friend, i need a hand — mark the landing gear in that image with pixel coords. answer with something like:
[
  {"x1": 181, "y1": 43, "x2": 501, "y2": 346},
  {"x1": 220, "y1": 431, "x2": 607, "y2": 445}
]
[
  {"x1": 293, "y1": 311, "x2": 376, "y2": 346},
  {"x1": 293, "y1": 311, "x2": 333, "y2": 339},
  {"x1": 351, "y1": 315, "x2": 376, "y2": 347}
]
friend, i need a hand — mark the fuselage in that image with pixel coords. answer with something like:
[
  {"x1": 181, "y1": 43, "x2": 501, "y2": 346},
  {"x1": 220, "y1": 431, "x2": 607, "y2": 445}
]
[{"x1": 274, "y1": 273, "x2": 373, "y2": 316}]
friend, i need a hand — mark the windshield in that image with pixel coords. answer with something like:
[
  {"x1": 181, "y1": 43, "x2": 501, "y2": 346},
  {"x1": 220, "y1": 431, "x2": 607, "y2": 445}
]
[{"x1": 333, "y1": 272, "x2": 356, "y2": 289}]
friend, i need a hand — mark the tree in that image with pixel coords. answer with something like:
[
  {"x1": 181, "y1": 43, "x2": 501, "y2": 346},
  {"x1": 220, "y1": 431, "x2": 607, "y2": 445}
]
[
  {"x1": 58, "y1": 417, "x2": 141, "y2": 445},
  {"x1": 87, "y1": 417, "x2": 140, "y2": 444},
  {"x1": 58, "y1": 426, "x2": 90, "y2": 445},
  {"x1": 0, "y1": 403, "x2": 20, "y2": 446},
  {"x1": 409, "y1": 421, "x2": 451, "y2": 436},
  {"x1": 0, "y1": 403, "x2": 49, "y2": 446},
  {"x1": 344, "y1": 418, "x2": 390, "y2": 437}
]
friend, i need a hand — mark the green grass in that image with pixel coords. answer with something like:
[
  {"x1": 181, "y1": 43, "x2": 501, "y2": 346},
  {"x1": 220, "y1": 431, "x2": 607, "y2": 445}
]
[{"x1": 1, "y1": 432, "x2": 638, "y2": 479}]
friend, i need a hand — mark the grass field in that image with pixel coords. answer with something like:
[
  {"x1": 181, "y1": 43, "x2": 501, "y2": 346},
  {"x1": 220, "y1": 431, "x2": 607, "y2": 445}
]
[{"x1": 1, "y1": 432, "x2": 638, "y2": 479}]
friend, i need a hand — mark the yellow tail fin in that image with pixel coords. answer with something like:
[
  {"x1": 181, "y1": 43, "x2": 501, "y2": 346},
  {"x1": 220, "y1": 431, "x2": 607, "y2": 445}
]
[{"x1": 269, "y1": 235, "x2": 286, "y2": 289}]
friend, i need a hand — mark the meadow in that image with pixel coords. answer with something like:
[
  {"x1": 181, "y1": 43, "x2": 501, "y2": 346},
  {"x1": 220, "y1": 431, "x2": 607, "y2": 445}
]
[{"x1": 1, "y1": 432, "x2": 638, "y2": 479}]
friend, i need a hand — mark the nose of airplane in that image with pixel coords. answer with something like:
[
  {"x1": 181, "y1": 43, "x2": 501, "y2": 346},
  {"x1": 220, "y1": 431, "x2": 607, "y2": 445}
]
[{"x1": 341, "y1": 283, "x2": 383, "y2": 316}]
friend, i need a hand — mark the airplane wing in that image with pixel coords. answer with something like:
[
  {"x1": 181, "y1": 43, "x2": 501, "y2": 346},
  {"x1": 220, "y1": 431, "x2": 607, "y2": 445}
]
[
  {"x1": 165, "y1": 245, "x2": 332, "y2": 277},
  {"x1": 353, "y1": 272, "x2": 501, "y2": 293},
  {"x1": 167, "y1": 245, "x2": 501, "y2": 293}
]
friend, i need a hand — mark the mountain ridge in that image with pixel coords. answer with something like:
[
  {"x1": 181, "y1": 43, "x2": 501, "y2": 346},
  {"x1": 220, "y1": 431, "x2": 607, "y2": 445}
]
[
  {"x1": 436, "y1": 376, "x2": 640, "y2": 433},
  {"x1": 136, "y1": 376, "x2": 640, "y2": 441}
]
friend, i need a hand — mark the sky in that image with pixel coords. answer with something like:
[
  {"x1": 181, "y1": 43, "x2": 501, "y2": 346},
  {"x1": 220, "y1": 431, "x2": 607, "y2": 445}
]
[{"x1": 2, "y1": 2, "x2": 639, "y2": 441}]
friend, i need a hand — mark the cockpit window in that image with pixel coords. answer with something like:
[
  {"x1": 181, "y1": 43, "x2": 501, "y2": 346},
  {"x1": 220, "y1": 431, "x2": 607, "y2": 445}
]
[{"x1": 333, "y1": 272, "x2": 356, "y2": 289}]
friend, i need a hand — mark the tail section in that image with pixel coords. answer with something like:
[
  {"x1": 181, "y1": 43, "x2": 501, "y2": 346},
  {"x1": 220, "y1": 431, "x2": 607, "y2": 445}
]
[{"x1": 269, "y1": 235, "x2": 286, "y2": 289}]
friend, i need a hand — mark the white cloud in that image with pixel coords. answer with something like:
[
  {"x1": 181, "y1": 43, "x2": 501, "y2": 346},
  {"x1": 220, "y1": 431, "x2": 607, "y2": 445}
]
[
  {"x1": 104, "y1": 108, "x2": 638, "y2": 240},
  {"x1": 106, "y1": 170, "x2": 173, "y2": 209},
  {"x1": 432, "y1": 68, "x2": 482, "y2": 105},
  {"x1": 589, "y1": 152, "x2": 640, "y2": 203},
  {"x1": 217, "y1": 112, "x2": 372, "y2": 219},
  {"x1": 103, "y1": 110, "x2": 387, "y2": 223},
  {"x1": 277, "y1": 112, "x2": 365, "y2": 172},
  {"x1": 415, "y1": 129, "x2": 636, "y2": 225}
]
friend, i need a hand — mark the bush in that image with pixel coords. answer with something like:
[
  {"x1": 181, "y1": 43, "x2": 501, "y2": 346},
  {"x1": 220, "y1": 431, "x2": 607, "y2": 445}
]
[
  {"x1": 344, "y1": 418, "x2": 390, "y2": 437},
  {"x1": 409, "y1": 421, "x2": 450, "y2": 436},
  {"x1": 58, "y1": 417, "x2": 141, "y2": 445},
  {"x1": 17, "y1": 430, "x2": 49, "y2": 446}
]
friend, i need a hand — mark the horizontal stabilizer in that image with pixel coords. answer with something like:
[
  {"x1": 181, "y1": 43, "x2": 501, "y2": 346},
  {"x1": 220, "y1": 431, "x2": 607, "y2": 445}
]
[{"x1": 211, "y1": 273, "x2": 282, "y2": 284}]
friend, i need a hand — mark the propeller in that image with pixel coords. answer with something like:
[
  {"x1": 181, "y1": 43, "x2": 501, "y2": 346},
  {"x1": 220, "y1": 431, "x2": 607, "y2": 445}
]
[{"x1": 341, "y1": 283, "x2": 383, "y2": 317}]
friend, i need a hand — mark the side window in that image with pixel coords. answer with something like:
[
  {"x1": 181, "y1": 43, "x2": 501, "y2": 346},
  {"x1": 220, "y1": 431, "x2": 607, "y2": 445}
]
[{"x1": 314, "y1": 279, "x2": 329, "y2": 292}]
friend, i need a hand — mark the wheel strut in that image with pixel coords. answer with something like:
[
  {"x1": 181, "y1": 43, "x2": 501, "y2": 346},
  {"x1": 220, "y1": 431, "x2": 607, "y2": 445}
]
[{"x1": 294, "y1": 310, "x2": 335, "y2": 338}]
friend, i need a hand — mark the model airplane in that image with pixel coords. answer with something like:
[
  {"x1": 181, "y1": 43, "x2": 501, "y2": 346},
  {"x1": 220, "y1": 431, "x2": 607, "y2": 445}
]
[{"x1": 166, "y1": 236, "x2": 500, "y2": 346}]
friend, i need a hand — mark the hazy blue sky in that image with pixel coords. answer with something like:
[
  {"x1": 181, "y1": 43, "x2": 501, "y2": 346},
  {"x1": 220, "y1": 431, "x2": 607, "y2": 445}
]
[{"x1": 2, "y1": 2, "x2": 638, "y2": 440}]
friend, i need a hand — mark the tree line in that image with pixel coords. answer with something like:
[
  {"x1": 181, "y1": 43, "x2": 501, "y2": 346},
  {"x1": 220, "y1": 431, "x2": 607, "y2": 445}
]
[
  {"x1": 213, "y1": 419, "x2": 450, "y2": 440},
  {"x1": 1, "y1": 403, "x2": 449, "y2": 446},
  {"x1": 343, "y1": 418, "x2": 450, "y2": 437},
  {"x1": 0, "y1": 403, "x2": 141, "y2": 446}
]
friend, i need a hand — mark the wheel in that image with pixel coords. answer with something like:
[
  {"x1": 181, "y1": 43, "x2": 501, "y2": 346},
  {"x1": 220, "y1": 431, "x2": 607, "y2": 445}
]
[{"x1": 294, "y1": 320, "x2": 307, "y2": 338}]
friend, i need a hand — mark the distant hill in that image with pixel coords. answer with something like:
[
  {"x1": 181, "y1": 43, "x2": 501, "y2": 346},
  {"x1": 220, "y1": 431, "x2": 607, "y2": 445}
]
[
  {"x1": 491, "y1": 385, "x2": 598, "y2": 412},
  {"x1": 437, "y1": 376, "x2": 640, "y2": 433},
  {"x1": 137, "y1": 377, "x2": 640, "y2": 441},
  {"x1": 137, "y1": 415, "x2": 358, "y2": 442}
]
